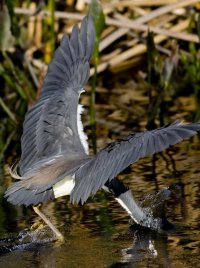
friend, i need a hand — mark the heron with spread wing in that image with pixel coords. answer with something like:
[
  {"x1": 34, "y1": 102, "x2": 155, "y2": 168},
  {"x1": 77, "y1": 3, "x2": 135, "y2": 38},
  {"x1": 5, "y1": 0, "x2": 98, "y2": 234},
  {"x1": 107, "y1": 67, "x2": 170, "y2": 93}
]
[{"x1": 5, "y1": 16, "x2": 200, "y2": 241}]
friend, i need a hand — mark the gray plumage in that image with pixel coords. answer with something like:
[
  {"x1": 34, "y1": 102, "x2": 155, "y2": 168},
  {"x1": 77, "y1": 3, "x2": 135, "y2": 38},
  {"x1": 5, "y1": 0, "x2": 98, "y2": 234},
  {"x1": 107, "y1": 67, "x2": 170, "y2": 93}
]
[
  {"x1": 4, "y1": 16, "x2": 200, "y2": 208},
  {"x1": 6, "y1": 154, "x2": 91, "y2": 205},
  {"x1": 71, "y1": 121, "x2": 200, "y2": 204},
  {"x1": 19, "y1": 15, "x2": 95, "y2": 176},
  {"x1": 5, "y1": 15, "x2": 95, "y2": 206}
]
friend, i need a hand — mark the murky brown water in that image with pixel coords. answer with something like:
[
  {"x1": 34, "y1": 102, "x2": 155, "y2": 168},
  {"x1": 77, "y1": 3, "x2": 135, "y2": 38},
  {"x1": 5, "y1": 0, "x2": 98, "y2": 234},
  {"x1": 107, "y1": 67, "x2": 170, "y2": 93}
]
[{"x1": 0, "y1": 73, "x2": 200, "y2": 267}]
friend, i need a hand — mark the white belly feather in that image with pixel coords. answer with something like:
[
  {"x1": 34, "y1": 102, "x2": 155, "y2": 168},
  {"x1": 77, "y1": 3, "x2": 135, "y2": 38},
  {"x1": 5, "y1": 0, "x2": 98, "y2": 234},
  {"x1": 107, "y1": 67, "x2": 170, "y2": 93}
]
[
  {"x1": 77, "y1": 104, "x2": 89, "y2": 154},
  {"x1": 53, "y1": 176, "x2": 75, "y2": 198}
]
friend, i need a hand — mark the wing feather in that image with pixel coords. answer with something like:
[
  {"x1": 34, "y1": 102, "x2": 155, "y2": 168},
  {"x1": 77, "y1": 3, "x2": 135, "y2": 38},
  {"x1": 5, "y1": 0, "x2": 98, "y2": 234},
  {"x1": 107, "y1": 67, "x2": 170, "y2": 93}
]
[
  {"x1": 71, "y1": 121, "x2": 200, "y2": 204},
  {"x1": 6, "y1": 16, "x2": 95, "y2": 206},
  {"x1": 19, "y1": 16, "x2": 95, "y2": 176}
]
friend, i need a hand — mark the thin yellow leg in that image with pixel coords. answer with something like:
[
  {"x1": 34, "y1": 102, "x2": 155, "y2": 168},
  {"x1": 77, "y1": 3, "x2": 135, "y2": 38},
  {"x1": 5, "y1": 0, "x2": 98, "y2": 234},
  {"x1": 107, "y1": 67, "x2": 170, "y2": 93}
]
[{"x1": 33, "y1": 206, "x2": 64, "y2": 242}]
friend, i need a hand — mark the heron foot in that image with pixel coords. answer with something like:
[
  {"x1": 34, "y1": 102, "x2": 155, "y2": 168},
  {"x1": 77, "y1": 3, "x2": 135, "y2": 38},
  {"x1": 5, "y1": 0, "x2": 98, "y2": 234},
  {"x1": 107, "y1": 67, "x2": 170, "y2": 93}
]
[
  {"x1": 30, "y1": 220, "x2": 45, "y2": 231},
  {"x1": 33, "y1": 206, "x2": 65, "y2": 243}
]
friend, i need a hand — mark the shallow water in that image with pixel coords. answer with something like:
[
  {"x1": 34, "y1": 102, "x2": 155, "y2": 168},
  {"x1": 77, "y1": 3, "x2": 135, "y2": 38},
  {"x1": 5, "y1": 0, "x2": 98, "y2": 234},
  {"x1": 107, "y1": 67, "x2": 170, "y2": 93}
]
[{"x1": 0, "y1": 74, "x2": 200, "y2": 267}]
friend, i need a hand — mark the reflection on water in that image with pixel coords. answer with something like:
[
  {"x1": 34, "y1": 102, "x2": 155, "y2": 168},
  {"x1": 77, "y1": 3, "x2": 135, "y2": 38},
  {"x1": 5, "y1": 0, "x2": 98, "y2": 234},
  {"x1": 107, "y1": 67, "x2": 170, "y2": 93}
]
[
  {"x1": 0, "y1": 74, "x2": 200, "y2": 267},
  {"x1": 118, "y1": 229, "x2": 167, "y2": 265}
]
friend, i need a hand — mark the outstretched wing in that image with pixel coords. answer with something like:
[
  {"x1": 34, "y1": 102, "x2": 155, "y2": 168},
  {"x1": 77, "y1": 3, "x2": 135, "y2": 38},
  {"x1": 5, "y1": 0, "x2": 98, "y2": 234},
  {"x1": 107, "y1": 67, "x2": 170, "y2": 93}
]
[
  {"x1": 71, "y1": 121, "x2": 200, "y2": 204},
  {"x1": 19, "y1": 16, "x2": 95, "y2": 176}
]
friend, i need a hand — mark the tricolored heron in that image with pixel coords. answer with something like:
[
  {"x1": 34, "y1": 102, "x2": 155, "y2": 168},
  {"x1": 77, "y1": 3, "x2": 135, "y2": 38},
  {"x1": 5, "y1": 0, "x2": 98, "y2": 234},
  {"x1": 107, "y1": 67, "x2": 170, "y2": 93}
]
[{"x1": 5, "y1": 16, "x2": 200, "y2": 241}]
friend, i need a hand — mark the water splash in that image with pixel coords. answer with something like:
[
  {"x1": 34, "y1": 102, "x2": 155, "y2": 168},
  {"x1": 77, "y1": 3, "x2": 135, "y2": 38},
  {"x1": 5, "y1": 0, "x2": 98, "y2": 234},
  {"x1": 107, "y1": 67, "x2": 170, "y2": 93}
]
[
  {"x1": 131, "y1": 188, "x2": 171, "y2": 230},
  {"x1": 0, "y1": 226, "x2": 56, "y2": 254}
]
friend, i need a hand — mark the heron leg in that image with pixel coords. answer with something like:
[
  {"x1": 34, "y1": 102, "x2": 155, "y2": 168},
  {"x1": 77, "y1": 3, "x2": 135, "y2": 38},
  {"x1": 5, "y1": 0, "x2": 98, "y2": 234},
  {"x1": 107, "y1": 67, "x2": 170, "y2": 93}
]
[
  {"x1": 30, "y1": 218, "x2": 45, "y2": 230},
  {"x1": 33, "y1": 206, "x2": 64, "y2": 242}
]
